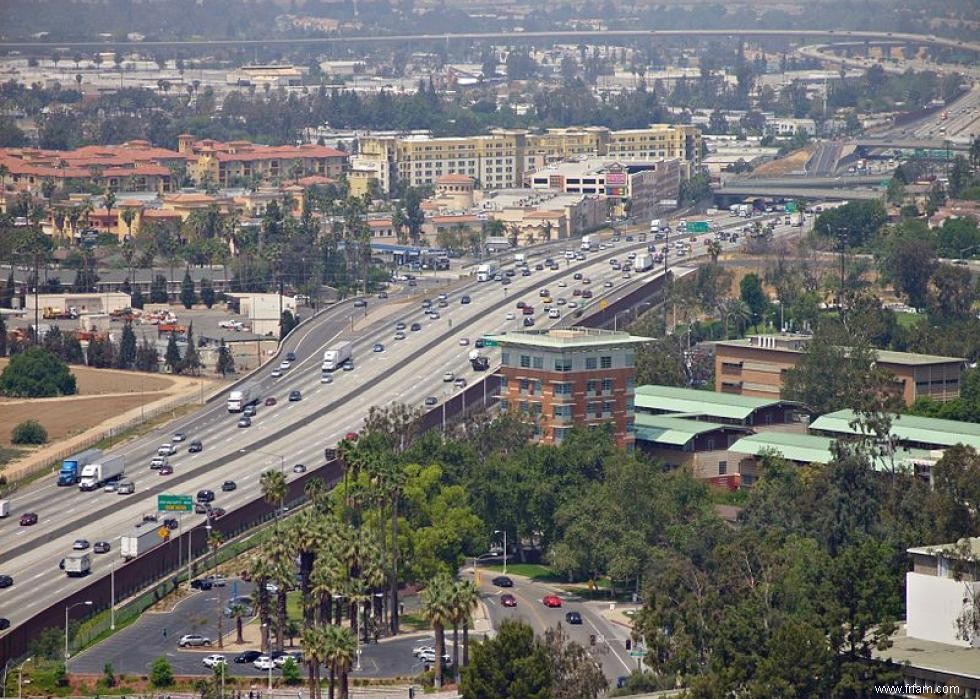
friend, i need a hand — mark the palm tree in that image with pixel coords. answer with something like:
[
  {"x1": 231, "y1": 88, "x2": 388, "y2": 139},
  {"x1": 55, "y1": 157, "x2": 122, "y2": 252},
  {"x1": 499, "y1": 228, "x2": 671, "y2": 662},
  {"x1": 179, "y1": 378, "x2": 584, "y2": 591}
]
[
  {"x1": 321, "y1": 625, "x2": 357, "y2": 699},
  {"x1": 103, "y1": 188, "x2": 116, "y2": 233},
  {"x1": 208, "y1": 529, "x2": 225, "y2": 647},
  {"x1": 260, "y1": 468, "x2": 287, "y2": 529},
  {"x1": 724, "y1": 298, "x2": 752, "y2": 338},
  {"x1": 0, "y1": 163, "x2": 9, "y2": 191},
  {"x1": 121, "y1": 207, "x2": 137, "y2": 240},
  {"x1": 305, "y1": 478, "x2": 330, "y2": 513},
  {"x1": 366, "y1": 456, "x2": 407, "y2": 635},
  {"x1": 229, "y1": 602, "x2": 249, "y2": 645},
  {"x1": 248, "y1": 554, "x2": 275, "y2": 653},
  {"x1": 421, "y1": 573, "x2": 454, "y2": 688},
  {"x1": 311, "y1": 553, "x2": 342, "y2": 626},
  {"x1": 269, "y1": 544, "x2": 295, "y2": 652},
  {"x1": 289, "y1": 510, "x2": 326, "y2": 625},
  {"x1": 451, "y1": 579, "x2": 479, "y2": 670},
  {"x1": 302, "y1": 625, "x2": 327, "y2": 699},
  {"x1": 706, "y1": 239, "x2": 722, "y2": 263}
]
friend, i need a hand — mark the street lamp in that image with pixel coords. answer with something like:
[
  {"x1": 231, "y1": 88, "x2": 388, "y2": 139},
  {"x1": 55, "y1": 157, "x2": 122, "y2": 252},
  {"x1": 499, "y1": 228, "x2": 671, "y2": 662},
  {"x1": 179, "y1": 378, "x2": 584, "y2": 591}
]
[
  {"x1": 17, "y1": 659, "x2": 31, "y2": 699},
  {"x1": 64, "y1": 601, "x2": 93, "y2": 660},
  {"x1": 494, "y1": 529, "x2": 507, "y2": 575}
]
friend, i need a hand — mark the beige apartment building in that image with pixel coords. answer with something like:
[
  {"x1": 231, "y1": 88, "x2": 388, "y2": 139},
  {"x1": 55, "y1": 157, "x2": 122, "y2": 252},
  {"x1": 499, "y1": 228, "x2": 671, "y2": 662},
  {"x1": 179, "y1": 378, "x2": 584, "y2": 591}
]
[{"x1": 359, "y1": 124, "x2": 700, "y2": 192}]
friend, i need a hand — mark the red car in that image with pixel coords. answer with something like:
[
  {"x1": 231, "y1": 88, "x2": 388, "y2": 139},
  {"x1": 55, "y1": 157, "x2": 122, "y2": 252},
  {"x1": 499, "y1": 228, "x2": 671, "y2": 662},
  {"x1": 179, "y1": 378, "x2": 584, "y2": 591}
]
[
  {"x1": 19, "y1": 512, "x2": 38, "y2": 526},
  {"x1": 522, "y1": 306, "x2": 534, "y2": 315},
  {"x1": 265, "y1": 397, "x2": 277, "y2": 406},
  {"x1": 345, "y1": 432, "x2": 359, "y2": 441},
  {"x1": 159, "y1": 464, "x2": 174, "y2": 475},
  {"x1": 501, "y1": 593, "x2": 517, "y2": 608},
  {"x1": 542, "y1": 595, "x2": 562, "y2": 608}
]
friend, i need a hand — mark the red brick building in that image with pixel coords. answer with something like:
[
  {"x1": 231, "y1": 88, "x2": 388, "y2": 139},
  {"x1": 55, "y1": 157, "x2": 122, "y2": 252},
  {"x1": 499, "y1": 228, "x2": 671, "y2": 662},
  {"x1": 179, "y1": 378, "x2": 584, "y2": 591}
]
[{"x1": 488, "y1": 328, "x2": 650, "y2": 448}]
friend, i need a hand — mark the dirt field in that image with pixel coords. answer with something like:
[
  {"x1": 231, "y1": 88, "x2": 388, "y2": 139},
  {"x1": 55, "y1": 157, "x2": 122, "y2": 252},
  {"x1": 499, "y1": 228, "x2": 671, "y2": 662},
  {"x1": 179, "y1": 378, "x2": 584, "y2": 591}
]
[
  {"x1": 0, "y1": 359, "x2": 175, "y2": 396},
  {"x1": 751, "y1": 145, "x2": 816, "y2": 177},
  {"x1": 0, "y1": 394, "x2": 158, "y2": 446}
]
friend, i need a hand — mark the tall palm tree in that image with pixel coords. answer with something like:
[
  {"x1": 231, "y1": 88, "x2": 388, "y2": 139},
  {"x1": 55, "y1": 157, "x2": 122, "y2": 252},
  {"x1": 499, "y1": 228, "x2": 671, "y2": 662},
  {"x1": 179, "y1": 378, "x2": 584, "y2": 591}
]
[
  {"x1": 290, "y1": 510, "x2": 326, "y2": 625},
  {"x1": 208, "y1": 529, "x2": 225, "y2": 648},
  {"x1": 366, "y1": 456, "x2": 406, "y2": 635},
  {"x1": 302, "y1": 624, "x2": 327, "y2": 699},
  {"x1": 311, "y1": 552, "x2": 343, "y2": 627},
  {"x1": 229, "y1": 602, "x2": 249, "y2": 645},
  {"x1": 248, "y1": 553, "x2": 276, "y2": 653},
  {"x1": 0, "y1": 163, "x2": 9, "y2": 190},
  {"x1": 268, "y1": 543, "x2": 295, "y2": 652},
  {"x1": 321, "y1": 625, "x2": 357, "y2": 699},
  {"x1": 421, "y1": 573, "x2": 454, "y2": 688},
  {"x1": 121, "y1": 207, "x2": 137, "y2": 240},
  {"x1": 451, "y1": 579, "x2": 479, "y2": 671},
  {"x1": 305, "y1": 478, "x2": 330, "y2": 514},
  {"x1": 260, "y1": 468, "x2": 287, "y2": 529}
]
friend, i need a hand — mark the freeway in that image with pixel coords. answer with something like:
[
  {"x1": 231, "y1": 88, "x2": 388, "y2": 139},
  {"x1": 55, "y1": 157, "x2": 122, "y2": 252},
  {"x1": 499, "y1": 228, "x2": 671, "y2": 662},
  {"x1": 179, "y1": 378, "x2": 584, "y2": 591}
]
[
  {"x1": 0, "y1": 235, "x2": 672, "y2": 638},
  {"x1": 0, "y1": 29, "x2": 977, "y2": 53}
]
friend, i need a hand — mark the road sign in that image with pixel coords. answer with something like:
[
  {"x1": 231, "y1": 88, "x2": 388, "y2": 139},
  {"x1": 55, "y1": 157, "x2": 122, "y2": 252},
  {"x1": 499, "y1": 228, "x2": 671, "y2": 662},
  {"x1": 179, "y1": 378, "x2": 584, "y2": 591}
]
[
  {"x1": 599, "y1": 299, "x2": 609, "y2": 309},
  {"x1": 628, "y1": 650, "x2": 648, "y2": 657},
  {"x1": 687, "y1": 221, "x2": 710, "y2": 233},
  {"x1": 158, "y1": 494, "x2": 193, "y2": 512},
  {"x1": 158, "y1": 526, "x2": 171, "y2": 539},
  {"x1": 785, "y1": 201, "x2": 798, "y2": 213},
  {"x1": 481, "y1": 337, "x2": 498, "y2": 347}
]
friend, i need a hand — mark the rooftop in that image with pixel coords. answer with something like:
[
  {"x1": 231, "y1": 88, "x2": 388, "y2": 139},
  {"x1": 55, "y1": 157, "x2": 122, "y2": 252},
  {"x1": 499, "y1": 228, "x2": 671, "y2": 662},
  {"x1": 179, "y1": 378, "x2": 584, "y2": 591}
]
[
  {"x1": 485, "y1": 327, "x2": 652, "y2": 350},
  {"x1": 633, "y1": 414, "x2": 750, "y2": 447},
  {"x1": 809, "y1": 410, "x2": 980, "y2": 450},
  {"x1": 873, "y1": 624, "x2": 980, "y2": 682},
  {"x1": 718, "y1": 335, "x2": 964, "y2": 365},
  {"x1": 634, "y1": 384, "x2": 801, "y2": 421},
  {"x1": 728, "y1": 431, "x2": 932, "y2": 472},
  {"x1": 907, "y1": 537, "x2": 980, "y2": 559}
]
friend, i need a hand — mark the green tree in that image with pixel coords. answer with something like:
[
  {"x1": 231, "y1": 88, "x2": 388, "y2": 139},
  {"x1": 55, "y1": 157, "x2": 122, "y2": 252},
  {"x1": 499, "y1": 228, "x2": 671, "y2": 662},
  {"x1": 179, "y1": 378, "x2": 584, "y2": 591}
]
[
  {"x1": 739, "y1": 273, "x2": 767, "y2": 324},
  {"x1": 150, "y1": 273, "x2": 169, "y2": 304},
  {"x1": 928, "y1": 263, "x2": 975, "y2": 320},
  {"x1": 11, "y1": 418, "x2": 48, "y2": 445},
  {"x1": 180, "y1": 268, "x2": 197, "y2": 309},
  {"x1": 200, "y1": 277, "x2": 215, "y2": 308},
  {"x1": 542, "y1": 623, "x2": 607, "y2": 699},
  {"x1": 181, "y1": 322, "x2": 201, "y2": 375},
  {"x1": 460, "y1": 619, "x2": 552, "y2": 699},
  {"x1": 216, "y1": 338, "x2": 235, "y2": 376},
  {"x1": 135, "y1": 338, "x2": 159, "y2": 372},
  {"x1": 321, "y1": 624, "x2": 357, "y2": 699},
  {"x1": 150, "y1": 656, "x2": 173, "y2": 687},
  {"x1": 116, "y1": 321, "x2": 137, "y2": 369},
  {"x1": 281, "y1": 309, "x2": 298, "y2": 339},
  {"x1": 878, "y1": 223, "x2": 938, "y2": 309},
  {"x1": 421, "y1": 572, "x2": 455, "y2": 688},
  {"x1": 164, "y1": 332, "x2": 181, "y2": 374},
  {"x1": 0, "y1": 347, "x2": 77, "y2": 397},
  {"x1": 813, "y1": 201, "x2": 887, "y2": 248},
  {"x1": 281, "y1": 657, "x2": 302, "y2": 686}
]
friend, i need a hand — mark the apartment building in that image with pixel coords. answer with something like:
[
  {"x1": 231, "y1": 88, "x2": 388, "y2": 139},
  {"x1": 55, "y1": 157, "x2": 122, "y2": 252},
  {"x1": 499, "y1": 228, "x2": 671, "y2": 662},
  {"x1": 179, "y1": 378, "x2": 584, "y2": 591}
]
[
  {"x1": 488, "y1": 328, "x2": 650, "y2": 449},
  {"x1": 906, "y1": 538, "x2": 980, "y2": 648},
  {"x1": 358, "y1": 124, "x2": 700, "y2": 192},
  {"x1": 715, "y1": 334, "x2": 965, "y2": 406}
]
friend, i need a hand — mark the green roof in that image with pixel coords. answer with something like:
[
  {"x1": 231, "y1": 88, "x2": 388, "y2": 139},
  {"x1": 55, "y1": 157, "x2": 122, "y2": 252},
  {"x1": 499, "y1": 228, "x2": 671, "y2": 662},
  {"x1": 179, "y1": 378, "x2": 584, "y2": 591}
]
[
  {"x1": 809, "y1": 409, "x2": 980, "y2": 450},
  {"x1": 729, "y1": 431, "x2": 933, "y2": 472},
  {"x1": 485, "y1": 328, "x2": 651, "y2": 350},
  {"x1": 633, "y1": 414, "x2": 748, "y2": 447},
  {"x1": 634, "y1": 384, "x2": 799, "y2": 421},
  {"x1": 718, "y1": 336, "x2": 963, "y2": 366}
]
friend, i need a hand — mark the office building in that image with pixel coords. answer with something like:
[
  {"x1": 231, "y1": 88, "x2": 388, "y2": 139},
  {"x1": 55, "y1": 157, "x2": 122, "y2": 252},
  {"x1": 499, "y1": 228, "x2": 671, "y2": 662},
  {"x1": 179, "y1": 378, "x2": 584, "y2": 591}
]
[{"x1": 487, "y1": 328, "x2": 651, "y2": 449}]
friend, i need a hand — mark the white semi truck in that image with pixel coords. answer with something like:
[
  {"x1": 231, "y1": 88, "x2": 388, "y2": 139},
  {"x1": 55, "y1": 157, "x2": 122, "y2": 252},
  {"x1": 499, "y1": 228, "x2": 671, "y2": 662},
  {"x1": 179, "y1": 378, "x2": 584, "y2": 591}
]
[
  {"x1": 633, "y1": 253, "x2": 655, "y2": 272},
  {"x1": 322, "y1": 341, "x2": 353, "y2": 371},
  {"x1": 227, "y1": 384, "x2": 255, "y2": 412},
  {"x1": 78, "y1": 454, "x2": 126, "y2": 491},
  {"x1": 476, "y1": 263, "x2": 497, "y2": 282},
  {"x1": 64, "y1": 552, "x2": 92, "y2": 577},
  {"x1": 580, "y1": 235, "x2": 596, "y2": 251}
]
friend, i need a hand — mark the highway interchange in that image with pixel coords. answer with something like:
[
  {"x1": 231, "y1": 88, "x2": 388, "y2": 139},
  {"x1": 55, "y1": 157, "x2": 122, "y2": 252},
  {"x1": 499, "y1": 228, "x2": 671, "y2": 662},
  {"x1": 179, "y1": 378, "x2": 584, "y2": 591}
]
[{"x1": 0, "y1": 210, "x2": 807, "y2": 668}]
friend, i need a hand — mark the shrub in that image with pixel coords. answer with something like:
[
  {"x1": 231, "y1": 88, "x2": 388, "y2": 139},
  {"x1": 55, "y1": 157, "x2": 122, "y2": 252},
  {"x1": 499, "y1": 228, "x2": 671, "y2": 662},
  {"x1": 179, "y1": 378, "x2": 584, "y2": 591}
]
[
  {"x1": 150, "y1": 656, "x2": 173, "y2": 687},
  {"x1": 11, "y1": 419, "x2": 47, "y2": 445},
  {"x1": 0, "y1": 347, "x2": 77, "y2": 397}
]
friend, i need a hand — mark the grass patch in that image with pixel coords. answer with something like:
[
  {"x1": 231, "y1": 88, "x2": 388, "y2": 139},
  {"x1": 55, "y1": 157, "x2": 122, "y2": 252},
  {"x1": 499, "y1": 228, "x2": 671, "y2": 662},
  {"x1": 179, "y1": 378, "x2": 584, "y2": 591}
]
[
  {"x1": 398, "y1": 613, "x2": 429, "y2": 632},
  {"x1": 481, "y1": 563, "x2": 564, "y2": 583},
  {"x1": 708, "y1": 486, "x2": 750, "y2": 506},
  {"x1": 895, "y1": 311, "x2": 921, "y2": 329},
  {"x1": 0, "y1": 445, "x2": 27, "y2": 467}
]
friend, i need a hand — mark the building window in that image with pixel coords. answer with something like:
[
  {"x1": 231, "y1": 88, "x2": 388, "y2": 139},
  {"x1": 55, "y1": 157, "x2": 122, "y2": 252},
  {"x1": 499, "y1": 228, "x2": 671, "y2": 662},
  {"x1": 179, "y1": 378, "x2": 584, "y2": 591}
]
[
  {"x1": 718, "y1": 461, "x2": 727, "y2": 475},
  {"x1": 626, "y1": 377, "x2": 635, "y2": 392},
  {"x1": 600, "y1": 356, "x2": 612, "y2": 369},
  {"x1": 520, "y1": 355, "x2": 531, "y2": 368},
  {"x1": 586, "y1": 380, "x2": 597, "y2": 394},
  {"x1": 602, "y1": 378, "x2": 614, "y2": 392},
  {"x1": 624, "y1": 353, "x2": 635, "y2": 368},
  {"x1": 519, "y1": 401, "x2": 529, "y2": 414},
  {"x1": 554, "y1": 358, "x2": 572, "y2": 372},
  {"x1": 555, "y1": 427, "x2": 571, "y2": 443},
  {"x1": 501, "y1": 352, "x2": 510, "y2": 366},
  {"x1": 499, "y1": 399, "x2": 508, "y2": 411},
  {"x1": 585, "y1": 357, "x2": 598, "y2": 370},
  {"x1": 553, "y1": 405, "x2": 572, "y2": 418},
  {"x1": 532, "y1": 356, "x2": 544, "y2": 370},
  {"x1": 603, "y1": 401, "x2": 615, "y2": 416},
  {"x1": 520, "y1": 379, "x2": 529, "y2": 393}
]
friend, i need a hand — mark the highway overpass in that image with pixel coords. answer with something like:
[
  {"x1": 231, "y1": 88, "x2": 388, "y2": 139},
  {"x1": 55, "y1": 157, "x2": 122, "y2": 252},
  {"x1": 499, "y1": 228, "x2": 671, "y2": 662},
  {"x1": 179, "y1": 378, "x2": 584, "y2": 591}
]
[
  {"x1": 714, "y1": 185, "x2": 882, "y2": 201},
  {"x1": 0, "y1": 28, "x2": 978, "y2": 52}
]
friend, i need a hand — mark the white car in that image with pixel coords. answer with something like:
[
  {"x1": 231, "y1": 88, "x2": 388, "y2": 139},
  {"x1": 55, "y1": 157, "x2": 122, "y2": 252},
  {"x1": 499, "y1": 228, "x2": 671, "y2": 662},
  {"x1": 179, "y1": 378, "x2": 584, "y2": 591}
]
[
  {"x1": 557, "y1": 281, "x2": 567, "y2": 287},
  {"x1": 412, "y1": 644, "x2": 435, "y2": 657},
  {"x1": 103, "y1": 483, "x2": 117, "y2": 493},
  {"x1": 321, "y1": 374, "x2": 332, "y2": 384},
  {"x1": 548, "y1": 308, "x2": 560, "y2": 319},
  {"x1": 419, "y1": 650, "x2": 451, "y2": 663},
  {"x1": 202, "y1": 654, "x2": 226, "y2": 669},
  {"x1": 279, "y1": 360, "x2": 290, "y2": 370},
  {"x1": 506, "y1": 312, "x2": 516, "y2": 320},
  {"x1": 157, "y1": 444, "x2": 177, "y2": 456},
  {"x1": 443, "y1": 371, "x2": 455, "y2": 382},
  {"x1": 271, "y1": 368, "x2": 283, "y2": 378},
  {"x1": 459, "y1": 338, "x2": 470, "y2": 346},
  {"x1": 253, "y1": 656, "x2": 276, "y2": 671}
]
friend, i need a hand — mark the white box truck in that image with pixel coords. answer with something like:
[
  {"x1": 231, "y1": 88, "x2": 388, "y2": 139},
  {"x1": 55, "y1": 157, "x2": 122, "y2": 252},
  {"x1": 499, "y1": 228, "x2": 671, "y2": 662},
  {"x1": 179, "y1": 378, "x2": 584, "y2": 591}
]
[
  {"x1": 227, "y1": 384, "x2": 254, "y2": 412},
  {"x1": 476, "y1": 263, "x2": 496, "y2": 282},
  {"x1": 121, "y1": 524, "x2": 168, "y2": 560},
  {"x1": 634, "y1": 253, "x2": 655, "y2": 272},
  {"x1": 580, "y1": 235, "x2": 596, "y2": 251},
  {"x1": 64, "y1": 551, "x2": 92, "y2": 577},
  {"x1": 322, "y1": 341, "x2": 353, "y2": 371},
  {"x1": 514, "y1": 253, "x2": 526, "y2": 266},
  {"x1": 650, "y1": 219, "x2": 663, "y2": 233},
  {"x1": 0, "y1": 499, "x2": 9, "y2": 518},
  {"x1": 78, "y1": 454, "x2": 126, "y2": 491}
]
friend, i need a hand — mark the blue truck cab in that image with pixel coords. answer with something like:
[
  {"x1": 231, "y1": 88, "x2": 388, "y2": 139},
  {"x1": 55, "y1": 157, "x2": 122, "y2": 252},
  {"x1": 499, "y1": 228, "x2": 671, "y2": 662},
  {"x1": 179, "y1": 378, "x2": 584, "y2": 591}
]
[{"x1": 58, "y1": 448, "x2": 102, "y2": 486}]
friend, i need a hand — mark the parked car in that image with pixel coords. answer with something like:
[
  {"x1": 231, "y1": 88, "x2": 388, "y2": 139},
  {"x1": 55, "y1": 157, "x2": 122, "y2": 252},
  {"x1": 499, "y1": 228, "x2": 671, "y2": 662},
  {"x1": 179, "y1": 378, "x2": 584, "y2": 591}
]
[
  {"x1": 253, "y1": 656, "x2": 276, "y2": 670},
  {"x1": 202, "y1": 654, "x2": 227, "y2": 669},
  {"x1": 234, "y1": 650, "x2": 262, "y2": 664},
  {"x1": 190, "y1": 579, "x2": 213, "y2": 591},
  {"x1": 178, "y1": 634, "x2": 212, "y2": 647},
  {"x1": 542, "y1": 595, "x2": 562, "y2": 608}
]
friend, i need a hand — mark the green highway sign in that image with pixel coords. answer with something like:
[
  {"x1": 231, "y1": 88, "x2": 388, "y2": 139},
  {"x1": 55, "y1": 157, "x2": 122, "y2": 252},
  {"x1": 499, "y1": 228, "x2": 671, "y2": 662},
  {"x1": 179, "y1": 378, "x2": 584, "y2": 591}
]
[
  {"x1": 158, "y1": 494, "x2": 193, "y2": 512},
  {"x1": 481, "y1": 337, "x2": 498, "y2": 347},
  {"x1": 687, "y1": 221, "x2": 710, "y2": 233},
  {"x1": 628, "y1": 650, "x2": 648, "y2": 657},
  {"x1": 784, "y1": 201, "x2": 798, "y2": 213}
]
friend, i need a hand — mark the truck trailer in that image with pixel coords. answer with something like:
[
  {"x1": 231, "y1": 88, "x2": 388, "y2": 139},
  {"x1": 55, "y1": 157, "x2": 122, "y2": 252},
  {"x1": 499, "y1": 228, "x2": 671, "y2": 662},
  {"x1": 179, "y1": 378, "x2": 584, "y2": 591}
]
[
  {"x1": 322, "y1": 341, "x2": 354, "y2": 371},
  {"x1": 121, "y1": 524, "x2": 169, "y2": 560},
  {"x1": 633, "y1": 253, "x2": 655, "y2": 272},
  {"x1": 476, "y1": 263, "x2": 497, "y2": 282},
  {"x1": 78, "y1": 455, "x2": 126, "y2": 491},
  {"x1": 580, "y1": 235, "x2": 596, "y2": 251},
  {"x1": 58, "y1": 448, "x2": 103, "y2": 486}
]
